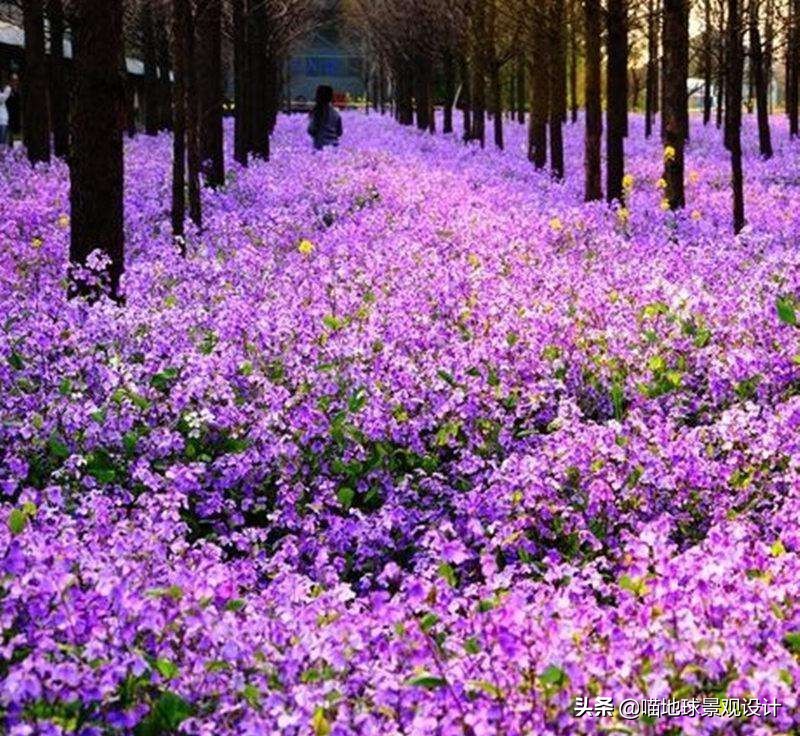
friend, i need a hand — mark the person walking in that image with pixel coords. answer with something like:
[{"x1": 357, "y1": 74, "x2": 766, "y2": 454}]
[
  {"x1": 307, "y1": 85, "x2": 343, "y2": 151},
  {"x1": 0, "y1": 74, "x2": 12, "y2": 151}
]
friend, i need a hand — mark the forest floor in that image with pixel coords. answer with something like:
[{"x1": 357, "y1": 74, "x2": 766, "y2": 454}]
[{"x1": 2, "y1": 113, "x2": 800, "y2": 734}]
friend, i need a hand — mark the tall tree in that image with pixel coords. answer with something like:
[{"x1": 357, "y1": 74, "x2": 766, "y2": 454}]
[
  {"x1": 749, "y1": 0, "x2": 773, "y2": 157},
  {"x1": 727, "y1": 0, "x2": 745, "y2": 232},
  {"x1": 645, "y1": 0, "x2": 659, "y2": 138},
  {"x1": 549, "y1": 0, "x2": 566, "y2": 178},
  {"x1": 141, "y1": 0, "x2": 160, "y2": 136},
  {"x1": 703, "y1": 0, "x2": 714, "y2": 124},
  {"x1": 662, "y1": 0, "x2": 688, "y2": 209},
  {"x1": 606, "y1": 0, "x2": 628, "y2": 202},
  {"x1": 197, "y1": 0, "x2": 225, "y2": 187},
  {"x1": 233, "y1": 0, "x2": 248, "y2": 164},
  {"x1": 528, "y1": 16, "x2": 549, "y2": 168},
  {"x1": 47, "y1": 0, "x2": 69, "y2": 158},
  {"x1": 21, "y1": 0, "x2": 50, "y2": 164},
  {"x1": 471, "y1": 0, "x2": 487, "y2": 146},
  {"x1": 172, "y1": 0, "x2": 189, "y2": 239},
  {"x1": 69, "y1": 0, "x2": 125, "y2": 301},
  {"x1": 584, "y1": 0, "x2": 603, "y2": 201}
]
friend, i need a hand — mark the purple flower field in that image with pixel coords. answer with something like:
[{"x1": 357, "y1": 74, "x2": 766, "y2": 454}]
[{"x1": 3, "y1": 112, "x2": 800, "y2": 735}]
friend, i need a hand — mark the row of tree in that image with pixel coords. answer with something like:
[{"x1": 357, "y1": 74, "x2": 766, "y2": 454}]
[
  {"x1": 9, "y1": 0, "x2": 321, "y2": 301},
  {"x1": 347, "y1": 0, "x2": 800, "y2": 234},
  {"x1": 7, "y1": 0, "x2": 800, "y2": 302}
]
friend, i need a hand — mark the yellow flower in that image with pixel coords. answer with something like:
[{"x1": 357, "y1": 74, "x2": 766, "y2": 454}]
[
  {"x1": 57, "y1": 214, "x2": 70, "y2": 229},
  {"x1": 31, "y1": 237, "x2": 43, "y2": 249},
  {"x1": 468, "y1": 253, "x2": 481, "y2": 269},
  {"x1": 549, "y1": 217, "x2": 563, "y2": 233},
  {"x1": 656, "y1": 178, "x2": 667, "y2": 190},
  {"x1": 688, "y1": 170, "x2": 700, "y2": 184},
  {"x1": 617, "y1": 207, "x2": 630, "y2": 225},
  {"x1": 691, "y1": 209, "x2": 702, "y2": 221},
  {"x1": 663, "y1": 145, "x2": 676, "y2": 162},
  {"x1": 622, "y1": 174, "x2": 635, "y2": 190},
  {"x1": 298, "y1": 239, "x2": 314, "y2": 255},
  {"x1": 660, "y1": 199, "x2": 670, "y2": 211}
]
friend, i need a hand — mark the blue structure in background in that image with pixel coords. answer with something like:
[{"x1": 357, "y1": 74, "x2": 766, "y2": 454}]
[{"x1": 286, "y1": 25, "x2": 364, "y2": 107}]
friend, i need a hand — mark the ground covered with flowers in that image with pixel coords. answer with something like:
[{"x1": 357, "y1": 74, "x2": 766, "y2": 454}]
[{"x1": 2, "y1": 113, "x2": 800, "y2": 735}]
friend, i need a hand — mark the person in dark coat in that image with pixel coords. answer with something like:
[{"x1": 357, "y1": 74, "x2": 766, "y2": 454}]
[{"x1": 307, "y1": 84, "x2": 342, "y2": 151}]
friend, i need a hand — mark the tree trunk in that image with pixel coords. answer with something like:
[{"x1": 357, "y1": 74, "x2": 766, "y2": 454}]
[
  {"x1": 247, "y1": 0, "x2": 270, "y2": 158},
  {"x1": 471, "y1": 0, "x2": 487, "y2": 146},
  {"x1": 443, "y1": 49, "x2": 455, "y2": 133},
  {"x1": 529, "y1": 22, "x2": 549, "y2": 168},
  {"x1": 727, "y1": 0, "x2": 745, "y2": 232},
  {"x1": 516, "y1": 53, "x2": 527, "y2": 123},
  {"x1": 645, "y1": 0, "x2": 657, "y2": 137},
  {"x1": 47, "y1": 0, "x2": 69, "y2": 158},
  {"x1": 749, "y1": 0, "x2": 773, "y2": 157},
  {"x1": 662, "y1": 0, "x2": 688, "y2": 209},
  {"x1": 549, "y1": 0, "x2": 566, "y2": 178},
  {"x1": 703, "y1": 0, "x2": 714, "y2": 123},
  {"x1": 185, "y1": 3, "x2": 202, "y2": 226},
  {"x1": 459, "y1": 55, "x2": 472, "y2": 139},
  {"x1": 69, "y1": 0, "x2": 125, "y2": 301},
  {"x1": 569, "y1": 0, "x2": 579, "y2": 123},
  {"x1": 172, "y1": 0, "x2": 188, "y2": 240},
  {"x1": 197, "y1": 0, "x2": 225, "y2": 187},
  {"x1": 415, "y1": 59, "x2": 430, "y2": 131},
  {"x1": 789, "y1": 0, "x2": 799, "y2": 136},
  {"x1": 716, "y1": 0, "x2": 726, "y2": 130},
  {"x1": 22, "y1": 0, "x2": 50, "y2": 164},
  {"x1": 142, "y1": 0, "x2": 160, "y2": 135},
  {"x1": 584, "y1": 0, "x2": 603, "y2": 200},
  {"x1": 157, "y1": 28, "x2": 173, "y2": 131},
  {"x1": 233, "y1": 0, "x2": 247, "y2": 165},
  {"x1": 606, "y1": 0, "x2": 628, "y2": 203}
]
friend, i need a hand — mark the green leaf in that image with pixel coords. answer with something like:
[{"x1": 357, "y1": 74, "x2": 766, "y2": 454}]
[
  {"x1": 783, "y1": 631, "x2": 800, "y2": 654},
  {"x1": 85, "y1": 448, "x2": 117, "y2": 484},
  {"x1": 7, "y1": 351, "x2": 24, "y2": 370},
  {"x1": 134, "y1": 691, "x2": 192, "y2": 736},
  {"x1": 438, "y1": 562, "x2": 457, "y2": 588},
  {"x1": 407, "y1": 674, "x2": 447, "y2": 689},
  {"x1": 311, "y1": 706, "x2": 331, "y2": 736},
  {"x1": 539, "y1": 664, "x2": 569, "y2": 691},
  {"x1": 225, "y1": 598, "x2": 246, "y2": 612},
  {"x1": 337, "y1": 487, "x2": 355, "y2": 510},
  {"x1": 48, "y1": 435, "x2": 70, "y2": 460},
  {"x1": 464, "y1": 637, "x2": 481, "y2": 655},
  {"x1": 419, "y1": 612, "x2": 439, "y2": 632},
  {"x1": 150, "y1": 368, "x2": 180, "y2": 392},
  {"x1": 242, "y1": 683, "x2": 260, "y2": 707},
  {"x1": 8, "y1": 508, "x2": 28, "y2": 535},
  {"x1": 777, "y1": 296, "x2": 798, "y2": 326},
  {"x1": 58, "y1": 378, "x2": 72, "y2": 395},
  {"x1": 154, "y1": 658, "x2": 179, "y2": 680}
]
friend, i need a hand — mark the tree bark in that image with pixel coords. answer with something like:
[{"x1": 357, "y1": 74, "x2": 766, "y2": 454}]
[
  {"x1": 247, "y1": 0, "x2": 270, "y2": 158},
  {"x1": 549, "y1": 0, "x2": 566, "y2": 178},
  {"x1": 645, "y1": 0, "x2": 657, "y2": 137},
  {"x1": 789, "y1": 0, "x2": 799, "y2": 136},
  {"x1": 157, "y1": 27, "x2": 173, "y2": 131},
  {"x1": 172, "y1": 0, "x2": 188, "y2": 240},
  {"x1": 47, "y1": 0, "x2": 69, "y2": 158},
  {"x1": 606, "y1": 0, "x2": 628, "y2": 202},
  {"x1": 749, "y1": 0, "x2": 773, "y2": 157},
  {"x1": 471, "y1": 0, "x2": 487, "y2": 146},
  {"x1": 197, "y1": 0, "x2": 225, "y2": 187},
  {"x1": 528, "y1": 19, "x2": 549, "y2": 168},
  {"x1": 22, "y1": 0, "x2": 50, "y2": 164},
  {"x1": 142, "y1": 0, "x2": 160, "y2": 135},
  {"x1": 233, "y1": 0, "x2": 248, "y2": 165},
  {"x1": 569, "y1": 0, "x2": 579, "y2": 123},
  {"x1": 69, "y1": 0, "x2": 125, "y2": 301},
  {"x1": 185, "y1": 3, "x2": 202, "y2": 226},
  {"x1": 584, "y1": 0, "x2": 602, "y2": 200},
  {"x1": 727, "y1": 0, "x2": 745, "y2": 232},
  {"x1": 662, "y1": 0, "x2": 688, "y2": 209},
  {"x1": 443, "y1": 49, "x2": 455, "y2": 134},
  {"x1": 703, "y1": 0, "x2": 714, "y2": 124}
]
